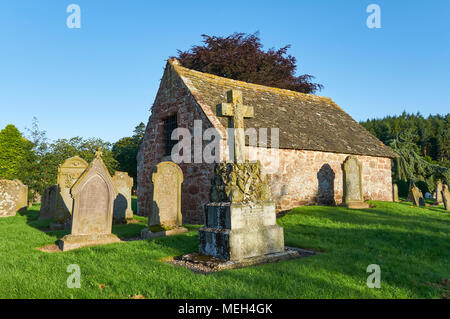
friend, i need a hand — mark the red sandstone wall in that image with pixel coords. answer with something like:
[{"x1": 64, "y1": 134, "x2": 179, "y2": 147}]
[
  {"x1": 138, "y1": 64, "x2": 393, "y2": 224},
  {"x1": 248, "y1": 147, "x2": 393, "y2": 211},
  {"x1": 137, "y1": 64, "x2": 215, "y2": 224}
]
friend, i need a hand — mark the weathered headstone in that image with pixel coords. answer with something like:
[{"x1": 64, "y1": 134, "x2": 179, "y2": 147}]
[
  {"x1": 410, "y1": 185, "x2": 425, "y2": 207},
  {"x1": 141, "y1": 161, "x2": 187, "y2": 238},
  {"x1": 442, "y1": 185, "x2": 449, "y2": 211},
  {"x1": 59, "y1": 149, "x2": 120, "y2": 251},
  {"x1": 112, "y1": 171, "x2": 134, "y2": 223},
  {"x1": 31, "y1": 190, "x2": 41, "y2": 205},
  {"x1": 435, "y1": 180, "x2": 443, "y2": 205},
  {"x1": 342, "y1": 155, "x2": 369, "y2": 209},
  {"x1": 197, "y1": 90, "x2": 285, "y2": 262},
  {"x1": 392, "y1": 183, "x2": 399, "y2": 202},
  {"x1": 39, "y1": 185, "x2": 58, "y2": 220},
  {"x1": 16, "y1": 180, "x2": 28, "y2": 212},
  {"x1": 406, "y1": 179, "x2": 415, "y2": 201},
  {"x1": 0, "y1": 179, "x2": 28, "y2": 217},
  {"x1": 53, "y1": 156, "x2": 88, "y2": 229}
]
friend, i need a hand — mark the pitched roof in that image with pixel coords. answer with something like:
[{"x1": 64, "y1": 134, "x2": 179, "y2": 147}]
[{"x1": 169, "y1": 59, "x2": 398, "y2": 159}]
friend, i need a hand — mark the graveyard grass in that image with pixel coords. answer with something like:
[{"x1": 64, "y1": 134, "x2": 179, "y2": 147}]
[{"x1": 0, "y1": 200, "x2": 448, "y2": 299}]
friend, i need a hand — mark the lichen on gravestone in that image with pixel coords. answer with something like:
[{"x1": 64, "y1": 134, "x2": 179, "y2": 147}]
[{"x1": 210, "y1": 160, "x2": 272, "y2": 203}]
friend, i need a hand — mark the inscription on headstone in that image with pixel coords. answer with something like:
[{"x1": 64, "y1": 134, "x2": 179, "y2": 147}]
[{"x1": 54, "y1": 156, "x2": 88, "y2": 227}]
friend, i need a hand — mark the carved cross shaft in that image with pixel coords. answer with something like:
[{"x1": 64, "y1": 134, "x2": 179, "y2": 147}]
[{"x1": 217, "y1": 90, "x2": 254, "y2": 162}]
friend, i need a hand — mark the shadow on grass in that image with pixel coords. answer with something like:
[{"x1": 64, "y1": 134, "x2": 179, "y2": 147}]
[
  {"x1": 18, "y1": 204, "x2": 150, "y2": 241},
  {"x1": 287, "y1": 202, "x2": 449, "y2": 235}
]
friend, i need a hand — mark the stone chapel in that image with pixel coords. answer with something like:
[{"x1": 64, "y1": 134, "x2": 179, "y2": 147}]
[{"x1": 137, "y1": 58, "x2": 398, "y2": 223}]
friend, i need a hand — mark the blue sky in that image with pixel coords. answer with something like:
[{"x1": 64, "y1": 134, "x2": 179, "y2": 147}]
[{"x1": 0, "y1": 0, "x2": 449, "y2": 143}]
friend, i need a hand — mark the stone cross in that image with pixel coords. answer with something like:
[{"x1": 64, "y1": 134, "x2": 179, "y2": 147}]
[{"x1": 217, "y1": 90, "x2": 254, "y2": 163}]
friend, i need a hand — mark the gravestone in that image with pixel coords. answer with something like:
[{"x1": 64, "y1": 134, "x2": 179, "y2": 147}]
[
  {"x1": 112, "y1": 171, "x2": 134, "y2": 223},
  {"x1": 435, "y1": 180, "x2": 443, "y2": 205},
  {"x1": 410, "y1": 185, "x2": 425, "y2": 207},
  {"x1": 39, "y1": 185, "x2": 58, "y2": 220},
  {"x1": 198, "y1": 90, "x2": 285, "y2": 261},
  {"x1": 392, "y1": 183, "x2": 399, "y2": 202},
  {"x1": 59, "y1": 149, "x2": 120, "y2": 251},
  {"x1": 442, "y1": 185, "x2": 449, "y2": 211},
  {"x1": 16, "y1": 180, "x2": 28, "y2": 212},
  {"x1": 342, "y1": 156, "x2": 369, "y2": 209},
  {"x1": 406, "y1": 179, "x2": 415, "y2": 201},
  {"x1": 141, "y1": 161, "x2": 187, "y2": 238},
  {"x1": 54, "y1": 156, "x2": 88, "y2": 229},
  {"x1": 31, "y1": 191, "x2": 41, "y2": 205},
  {"x1": 0, "y1": 179, "x2": 28, "y2": 217}
]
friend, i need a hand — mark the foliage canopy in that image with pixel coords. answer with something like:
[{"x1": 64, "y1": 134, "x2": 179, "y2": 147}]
[{"x1": 177, "y1": 32, "x2": 323, "y2": 94}]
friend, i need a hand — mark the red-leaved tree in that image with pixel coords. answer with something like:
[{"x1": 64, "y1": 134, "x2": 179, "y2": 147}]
[{"x1": 176, "y1": 32, "x2": 323, "y2": 94}]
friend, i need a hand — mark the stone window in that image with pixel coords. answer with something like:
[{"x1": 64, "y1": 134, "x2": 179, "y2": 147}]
[{"x1": 163, "y1": 115, "x2": 178, "y2": 156}]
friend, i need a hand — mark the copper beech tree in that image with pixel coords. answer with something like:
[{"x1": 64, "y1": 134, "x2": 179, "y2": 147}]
[{"x1": 176, "y1": 32, "x2": 323, "y2": 94}]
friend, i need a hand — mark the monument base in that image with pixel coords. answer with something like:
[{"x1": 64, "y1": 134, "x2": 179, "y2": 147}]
[
  {"x1": 141, "y1": 226, "x2": 188, "y2": 239},
  {"x1": 343, "y1": 202, "x2": 370, "y2": 209},
  {"x1": 199, "y1": 202, "x2": 284, "y2": 261},
  {"x1": 59, "y1": 233, "x2": 121, "y2": 251},
  {"x1": 172, "y1": 247, "x2": 316, "y2": 273}
]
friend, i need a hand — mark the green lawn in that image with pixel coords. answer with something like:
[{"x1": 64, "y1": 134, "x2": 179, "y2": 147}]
[{"x1": 0, "y1": 201, "x2": 448, "y2": 299}]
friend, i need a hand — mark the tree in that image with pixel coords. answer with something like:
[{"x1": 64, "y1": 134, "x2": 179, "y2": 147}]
[
  {"x1": 0, "y1": 124, "x2": 35, "y2": 181},
  {"x1": 176, "y1": 32, "x2": 323, "y2": 94},
  {"x1": 37, "y1": 137, "x2": 119, "y2": 193},
  {"x1": 360, "y1": 112, "x2": 449, "y2": 168},
  {"x1": 22, "y1": 118, "x2": 52, "y2": 197},
  {"x1": 112, "y1": 122, "x2": 146, "y2": 185},
  {"x1": 389, "y1": 131, "x2": 449, "y2": 193}
]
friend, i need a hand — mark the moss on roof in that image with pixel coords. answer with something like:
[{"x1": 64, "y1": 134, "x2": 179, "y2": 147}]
[{"x1": 168, "y1": 59, "x2": 398, "y2": 159}]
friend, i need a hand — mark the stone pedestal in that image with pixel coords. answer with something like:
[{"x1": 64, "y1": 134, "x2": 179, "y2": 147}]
[
  {"x1": 59, "y1": 234, "x2": 120, "y2": 251},
  {"x1": 199, "y1": 201, "x2": 284, "y2": 261},
  {"x1": 141, "y1": 226, "x2": 188, "y2": 239},
  {"x1": 343, "y1": 202, "x2": 370, "y2": 209}
]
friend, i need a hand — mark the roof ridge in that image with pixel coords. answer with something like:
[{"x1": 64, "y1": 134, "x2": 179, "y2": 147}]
[{"x1": 168, "y1": 58, "x2": 334, "y2": 104}]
